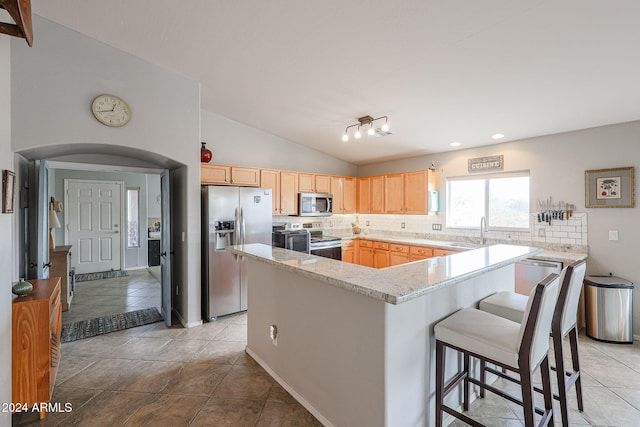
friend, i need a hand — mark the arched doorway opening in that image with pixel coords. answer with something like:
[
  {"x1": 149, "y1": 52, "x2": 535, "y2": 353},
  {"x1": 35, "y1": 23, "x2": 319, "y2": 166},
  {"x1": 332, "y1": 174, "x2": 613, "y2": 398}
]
[{"x1": 15, "y1": 143, "x2": 183, "y2": 327}]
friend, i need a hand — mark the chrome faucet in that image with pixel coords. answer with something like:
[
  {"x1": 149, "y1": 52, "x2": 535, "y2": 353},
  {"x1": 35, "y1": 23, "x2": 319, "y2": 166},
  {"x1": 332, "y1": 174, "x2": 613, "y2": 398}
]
[{"x1": 480, "y1": 216, "x2": 488, "y2": 245}]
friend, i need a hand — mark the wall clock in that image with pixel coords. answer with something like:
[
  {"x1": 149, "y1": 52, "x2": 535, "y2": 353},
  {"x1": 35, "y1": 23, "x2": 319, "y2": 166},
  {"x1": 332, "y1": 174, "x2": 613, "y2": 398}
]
[{"x1": 91, "y1": 94, "x2": 131, "y2": 127}]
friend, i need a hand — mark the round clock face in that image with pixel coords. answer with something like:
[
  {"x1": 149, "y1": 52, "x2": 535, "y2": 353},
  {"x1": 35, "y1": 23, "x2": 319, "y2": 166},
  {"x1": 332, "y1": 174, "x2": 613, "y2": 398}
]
[{"x1": 91, "y1": 94, "x2": 131, "y2": 127}]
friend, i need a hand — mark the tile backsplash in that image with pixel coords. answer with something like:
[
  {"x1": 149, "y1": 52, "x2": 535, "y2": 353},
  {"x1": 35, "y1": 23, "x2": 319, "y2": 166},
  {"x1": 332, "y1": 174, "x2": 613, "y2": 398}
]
[{"x1": 273, "y1": 213, "x2": 588, "y2": 253}]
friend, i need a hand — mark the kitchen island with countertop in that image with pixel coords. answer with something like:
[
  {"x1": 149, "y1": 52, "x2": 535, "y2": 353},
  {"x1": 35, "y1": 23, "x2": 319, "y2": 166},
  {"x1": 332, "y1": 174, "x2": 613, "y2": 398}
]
[{"x1": 228, "y1": 243, "x2": 542, "y2": 426}]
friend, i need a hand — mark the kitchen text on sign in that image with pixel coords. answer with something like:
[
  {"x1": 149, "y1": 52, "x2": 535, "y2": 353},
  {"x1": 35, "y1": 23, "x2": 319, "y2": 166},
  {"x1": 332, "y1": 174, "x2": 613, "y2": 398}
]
[{"x1": 468, "y1": 155, "x2": 504, "y2": 173}]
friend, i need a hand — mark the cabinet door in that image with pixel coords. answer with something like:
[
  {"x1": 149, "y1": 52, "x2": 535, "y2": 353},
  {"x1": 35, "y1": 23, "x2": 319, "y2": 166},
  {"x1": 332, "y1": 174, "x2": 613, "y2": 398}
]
[
  {"x1": 410, "y1": 246, "x2": 433, "y2": 261},
  {"x1": 299, "y1": 173, "x2": 314, "y2": 192},
  {"x1": 260, "y1": 169, "x2": 281, "y2": 214},
  {"x1": 315, "y1": 175, "x2": 331, "y2": 194},
  {"x1": 389, "y1": 244, "x2": 410, "y2": 266},
  {"x1": 404, "y1": 170, "x2": 428, "y2": 214},
  {"x1": 231, "y1": 167, "x2": 260, "y2": 186},
  {"x1": 342, "y1": 248, "x2": 354, "y2": 263},
  {"x1": 371, "y1": 175, "x2": 385, "y2": 213},
  {"x1": 343, "y1": 177, "x2": 356, "y2": 213},
  {"x1": 434, "y1": 248, "x2": 459, "y2": 257},
  {"x1": 357, "y1": 177, "x2": 371, "y2": 214},
  {"x1": 385, "y1": 173, "x2": 404, "y2": 213},
  {"x1": 280, "y1": 172, "x2": 298, "y2": 215},
  {"x1": 358, "y1": 240, "x2": 373, "y2": 267},
  {"x1": 201, "y1": 164, "x2": 231, "y2": 184},
  {"x1": 330, "y1": 176, "x2": 344, "y2": 213},
  {"x1": 373, "y1": 248, "x2": 390, "y2": 268}
]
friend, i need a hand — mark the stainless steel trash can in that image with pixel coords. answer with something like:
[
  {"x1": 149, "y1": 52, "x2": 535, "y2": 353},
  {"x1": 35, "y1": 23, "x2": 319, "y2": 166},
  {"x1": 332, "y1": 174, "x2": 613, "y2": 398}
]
[{"x1": 584, "y1": 276, "x2": 634, "y2": 343}]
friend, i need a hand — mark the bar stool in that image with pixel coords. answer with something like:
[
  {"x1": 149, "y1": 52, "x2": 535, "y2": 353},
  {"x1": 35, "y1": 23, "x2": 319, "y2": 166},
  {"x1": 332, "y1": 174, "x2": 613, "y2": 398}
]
[
  {"x1": 435, "y1": 274, "x2": 559, "y2": 427},
  {"x1": 479, "y1": 261, "x2": 586, "y2": 426}
]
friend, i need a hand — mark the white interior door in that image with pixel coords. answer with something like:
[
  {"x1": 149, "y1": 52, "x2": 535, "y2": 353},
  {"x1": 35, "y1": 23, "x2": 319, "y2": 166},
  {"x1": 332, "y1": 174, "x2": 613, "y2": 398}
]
[{"x1": 65, "y1": 179, "x2": 123, "y2": 274}]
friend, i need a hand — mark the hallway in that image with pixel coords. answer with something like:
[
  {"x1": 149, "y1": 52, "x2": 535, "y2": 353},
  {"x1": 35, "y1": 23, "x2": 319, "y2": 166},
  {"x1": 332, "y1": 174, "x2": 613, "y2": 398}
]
[{"x1": 62, "y1": 269, "x2": 161, "y2": 325}]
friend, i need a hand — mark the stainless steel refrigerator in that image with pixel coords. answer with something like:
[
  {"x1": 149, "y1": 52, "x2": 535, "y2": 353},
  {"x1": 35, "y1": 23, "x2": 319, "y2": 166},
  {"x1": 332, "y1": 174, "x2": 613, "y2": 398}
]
[{"x1": 202, "y1": 186, "x2": 272, "y2": 319}]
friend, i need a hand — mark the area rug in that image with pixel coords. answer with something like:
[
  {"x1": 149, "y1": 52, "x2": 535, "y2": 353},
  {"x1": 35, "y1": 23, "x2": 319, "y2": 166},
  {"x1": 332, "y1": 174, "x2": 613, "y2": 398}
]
[
  {"x1": 74, "y1": 270, "x2": 129, "y2": 282},
  {"x1": 61, "y1": 307, "x2": 163, "y2": 343}
]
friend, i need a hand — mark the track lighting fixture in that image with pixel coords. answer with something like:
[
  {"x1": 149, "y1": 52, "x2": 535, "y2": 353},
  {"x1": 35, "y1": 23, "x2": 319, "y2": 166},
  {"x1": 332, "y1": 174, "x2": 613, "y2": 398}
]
[{"x1": 341, "y1": 115, "x2": 390, "y2": 142}]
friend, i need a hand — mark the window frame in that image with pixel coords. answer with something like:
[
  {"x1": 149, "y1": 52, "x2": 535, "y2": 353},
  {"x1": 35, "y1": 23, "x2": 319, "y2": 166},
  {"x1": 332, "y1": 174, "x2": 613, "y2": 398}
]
[
  {"x1": 446, "y1": 170, "x2": 530, "y2": 232},
  {"x1": 126, "y1": 187, "x2": 141, "y2": 248}
]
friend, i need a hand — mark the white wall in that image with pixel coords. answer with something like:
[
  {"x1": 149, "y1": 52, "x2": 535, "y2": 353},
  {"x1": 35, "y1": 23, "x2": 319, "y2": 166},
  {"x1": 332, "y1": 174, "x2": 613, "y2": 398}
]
[
  {"x1": 0, "y1": 35, "x2": 13, "y2": 427},
  {"x1": 11, "y1": 16, "x2": 201, "y2": 324},
  {"x1": 201, "y1": 109, "x2": 357, "y2": 176},
  {"x1": 359, "y1": 121, "x2": 640, "y2": 335}
]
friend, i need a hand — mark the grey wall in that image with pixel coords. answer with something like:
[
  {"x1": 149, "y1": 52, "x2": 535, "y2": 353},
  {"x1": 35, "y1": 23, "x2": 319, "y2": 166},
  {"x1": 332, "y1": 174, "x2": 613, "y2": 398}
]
[
  {"x1": 359, "y1": 120, "x2": 640, "y2": 335},
  {"x1": 0, "y1": 35, "x2": 13, "y2": 426},
  {"x1": 11, "y1": 16, "x2": 201, "y2": 325},
  {"x1": 202, "y1": 109, "x2": 357, "y2": 176},
  {"x1": 52, "y1": 169, "x2": 158, "y2": 269}
]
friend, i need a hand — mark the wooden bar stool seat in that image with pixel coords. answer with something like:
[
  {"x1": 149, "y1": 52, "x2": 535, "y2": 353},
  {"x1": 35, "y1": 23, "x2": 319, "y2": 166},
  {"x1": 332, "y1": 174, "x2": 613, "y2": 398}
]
[
  {"x1": 435, "y1": 274, "x2": 560, "y2": 427},
  {"x1": 479, "y1": 261, "x2": 587, "y2": 426}
]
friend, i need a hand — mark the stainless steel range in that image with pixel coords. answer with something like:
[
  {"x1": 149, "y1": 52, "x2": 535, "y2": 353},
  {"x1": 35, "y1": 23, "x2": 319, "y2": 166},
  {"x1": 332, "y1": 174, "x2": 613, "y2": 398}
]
[{"x1": 303, "y1": 222, "x2": 342, "y2": 260}]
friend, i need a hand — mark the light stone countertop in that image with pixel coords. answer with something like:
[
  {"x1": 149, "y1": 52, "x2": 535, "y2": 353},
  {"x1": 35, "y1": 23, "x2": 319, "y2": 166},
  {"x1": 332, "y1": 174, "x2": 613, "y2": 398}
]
[
  {"x1": 228, "y1": 243, "x2": 542, "y2": 304},
  {"x1": 335, "y1": 233, "x2": 588, "y2": 264}
]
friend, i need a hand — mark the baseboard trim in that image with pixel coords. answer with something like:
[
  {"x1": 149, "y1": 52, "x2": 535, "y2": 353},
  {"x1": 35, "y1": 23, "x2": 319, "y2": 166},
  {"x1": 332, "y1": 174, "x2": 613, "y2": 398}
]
[
  {"x1": 246, "y1": 347, "x2": 335, "y2": 427},
  {"x1": 173, "y1": 309, "x2": 203, "y2": 328}
]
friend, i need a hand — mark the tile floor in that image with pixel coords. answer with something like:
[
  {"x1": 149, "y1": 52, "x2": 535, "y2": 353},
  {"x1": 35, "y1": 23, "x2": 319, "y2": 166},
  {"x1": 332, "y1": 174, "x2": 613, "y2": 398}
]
[
  {"x1": 62, "y1": 268, "x2": 161, "y2": 324},
  {"x1": 13, "y1": 270, "x2": 640, "y2": 426}
]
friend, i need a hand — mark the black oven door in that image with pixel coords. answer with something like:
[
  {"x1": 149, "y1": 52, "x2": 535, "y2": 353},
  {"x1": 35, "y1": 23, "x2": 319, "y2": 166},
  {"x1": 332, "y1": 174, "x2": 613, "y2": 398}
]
[
  {"x1": 310, "y1": 246, "x2": 342, "y2": 260},
  {"x1": 272, "y1": 231, "x2": 310, "y2": 254}
]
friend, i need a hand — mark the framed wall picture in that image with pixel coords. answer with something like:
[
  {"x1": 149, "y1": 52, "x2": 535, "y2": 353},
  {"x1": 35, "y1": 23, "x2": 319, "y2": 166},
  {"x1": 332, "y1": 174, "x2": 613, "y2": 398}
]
[
  {"x1": 585, "y1": 167, "x2": 635, "y2": 208},
  {"x1": 2, "y1": 170, "x2": 16, "y2": 213}
]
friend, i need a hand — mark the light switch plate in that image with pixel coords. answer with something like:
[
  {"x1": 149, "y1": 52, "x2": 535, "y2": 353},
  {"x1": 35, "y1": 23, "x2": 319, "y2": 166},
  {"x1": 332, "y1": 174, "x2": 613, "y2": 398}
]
[{"x1": 609, "y1": 230, "x2": 619, "y2": 241}]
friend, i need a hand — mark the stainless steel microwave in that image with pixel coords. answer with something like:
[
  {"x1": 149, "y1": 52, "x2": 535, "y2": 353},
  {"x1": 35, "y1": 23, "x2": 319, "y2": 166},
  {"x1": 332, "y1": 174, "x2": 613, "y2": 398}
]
[{"x1": 297, "y1": 193, "x2": 333, "y2": 216}]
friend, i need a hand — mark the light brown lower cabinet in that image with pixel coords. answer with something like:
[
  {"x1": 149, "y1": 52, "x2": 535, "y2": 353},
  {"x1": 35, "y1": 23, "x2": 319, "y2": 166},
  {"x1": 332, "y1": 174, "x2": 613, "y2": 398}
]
[
  {"x1": 342, "y1": 240, "x2": 356, "y2": 264},
  {"x1": 410, "y1": 246, "x2": 433, "y2": 261},
  {"x1": 373, "y1": 241, "x2": 390, "y2": 268},
  {"x1": 389, "y1": 244, "x2": 410, "y2": 266},
  {"x1": 12, "y1": 277, "x2": 62, "y2": 419},
  {"x1": 358, "y1": 240, "x2": 373, "y2": 267}
]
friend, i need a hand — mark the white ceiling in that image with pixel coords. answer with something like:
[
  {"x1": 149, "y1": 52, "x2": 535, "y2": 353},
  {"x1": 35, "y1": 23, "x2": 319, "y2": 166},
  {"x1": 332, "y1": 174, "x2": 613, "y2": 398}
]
[{"x1": 33, "y1": 1, "x2": 640, "y2": 165}]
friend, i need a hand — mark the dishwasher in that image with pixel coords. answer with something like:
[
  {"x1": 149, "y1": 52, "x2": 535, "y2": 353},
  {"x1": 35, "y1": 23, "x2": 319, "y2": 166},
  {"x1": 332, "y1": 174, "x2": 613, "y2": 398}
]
[{"x1": 515, "y1": 259, "x2": 563, "y2": 295}]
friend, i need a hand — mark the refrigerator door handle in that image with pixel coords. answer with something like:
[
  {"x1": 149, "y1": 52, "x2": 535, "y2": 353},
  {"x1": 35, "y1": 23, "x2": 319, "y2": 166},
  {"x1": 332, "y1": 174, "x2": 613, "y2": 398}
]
[{"x1": 240, "y1": 208, "x2": 246, "y2": 246}]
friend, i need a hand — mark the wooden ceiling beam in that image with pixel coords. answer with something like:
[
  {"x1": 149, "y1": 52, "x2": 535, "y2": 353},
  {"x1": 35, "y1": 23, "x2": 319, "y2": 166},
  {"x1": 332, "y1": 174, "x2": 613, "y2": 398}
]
[{"x1": 0, "y1": 0, "x2": 33, "y2": 46}]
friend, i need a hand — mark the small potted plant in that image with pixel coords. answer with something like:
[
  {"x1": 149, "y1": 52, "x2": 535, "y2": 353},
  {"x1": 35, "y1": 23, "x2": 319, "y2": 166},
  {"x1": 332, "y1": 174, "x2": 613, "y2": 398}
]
[{"x1": 351, "y1": 215, "x2": 361, "y2": 234}]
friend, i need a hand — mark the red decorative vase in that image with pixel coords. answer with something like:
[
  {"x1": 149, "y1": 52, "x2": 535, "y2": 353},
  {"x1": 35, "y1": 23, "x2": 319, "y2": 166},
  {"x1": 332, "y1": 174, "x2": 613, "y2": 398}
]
[{"x1": 200, "y1": 142, "x2": 212, "y2": 163}]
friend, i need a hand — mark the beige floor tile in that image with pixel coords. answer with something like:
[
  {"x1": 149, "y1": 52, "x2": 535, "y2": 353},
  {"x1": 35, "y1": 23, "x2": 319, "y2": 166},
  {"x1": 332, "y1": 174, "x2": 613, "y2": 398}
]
[
  {"x1": 60, "y1": 335, "x2": 132, "y2": 358},
  {"x1": 213, "y1": 364, "x2": 275, "y2": 400},
  {"x1": 147, "y1": 338, "x2": 210, "y2": 362},
  {"x1": 255, "y1": 400, "x2": 323, "y2": 427},
  {"x1": 161, "y1": 362, "x2": 232, "y2": 396},
  {"x1": 112, "y1": 336, "x2": 173, "y2": 360},
  {"x1": 55, "y1": 354, "x2": 99, "y2": 385},
  {"x1": 55, "y1": 390, "x2": 154, "y2": 426},
  {"x1": 609, "y1": 387, "x2": 640, "y2": 411},
  {"x1": 11, "y1": 386, "x2": 102, "y2": 426},
  {"x1": 190, "y1": 398, "x2": 264, "y2": 427},
  {"x1": 123, "y1": 393, "x2": 207, "y2": 426},
  {"x1": 193, "y1": 340, "x2": 247, "y2": 364},
  {"x1": 267, "y1": 383, "x2": 298, "y2": 404},
  {"x1": 214, "y1": 323, "x2": 249, "y2": 342},
  {"x1": 135, "y1": 322, "x2": 187, "y2": 340},
  {"x1": 577, "y1": 385, "x2": 640, "y2": 426},
  {"x1": 179, "y1": 319, "x2": 230, "y2": 340}
]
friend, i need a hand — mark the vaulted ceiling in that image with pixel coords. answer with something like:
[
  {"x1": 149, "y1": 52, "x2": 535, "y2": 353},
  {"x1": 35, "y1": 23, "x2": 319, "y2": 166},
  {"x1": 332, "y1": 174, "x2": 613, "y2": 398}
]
[{"x1": 33, "y1": 1, "x2": 640, "y2": 165}]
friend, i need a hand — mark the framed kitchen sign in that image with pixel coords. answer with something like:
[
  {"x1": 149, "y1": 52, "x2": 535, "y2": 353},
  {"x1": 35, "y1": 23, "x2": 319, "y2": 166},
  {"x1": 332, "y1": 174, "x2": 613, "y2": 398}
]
[
  {"x1": 585, "y1": 167, "x2": 635, "y2": 208},
  {"x1": 2, "y1": 170, "x2": 16, "y2": 213}
]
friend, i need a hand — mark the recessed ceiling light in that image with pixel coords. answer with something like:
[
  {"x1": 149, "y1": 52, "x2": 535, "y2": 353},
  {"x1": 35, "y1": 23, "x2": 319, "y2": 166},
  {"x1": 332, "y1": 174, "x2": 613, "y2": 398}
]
[
  {"x1": 492, "y1": 133, "x2": 505, "y2": 139},
  {"x1": 450, "y1": 141, "x2": 461, "y2": 147}
]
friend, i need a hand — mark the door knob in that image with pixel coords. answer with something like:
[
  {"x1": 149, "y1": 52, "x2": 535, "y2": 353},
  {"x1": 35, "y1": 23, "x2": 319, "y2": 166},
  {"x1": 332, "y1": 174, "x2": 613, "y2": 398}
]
[{"x1": 43, "y1": 262, "x2": 52, "y2": 268}]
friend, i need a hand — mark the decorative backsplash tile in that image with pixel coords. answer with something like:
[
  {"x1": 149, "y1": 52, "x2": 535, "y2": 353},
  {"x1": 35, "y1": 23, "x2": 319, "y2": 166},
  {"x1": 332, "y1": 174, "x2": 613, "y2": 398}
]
[{"x1": 273, "y1": 212, "x2": 588, "y2": 253}]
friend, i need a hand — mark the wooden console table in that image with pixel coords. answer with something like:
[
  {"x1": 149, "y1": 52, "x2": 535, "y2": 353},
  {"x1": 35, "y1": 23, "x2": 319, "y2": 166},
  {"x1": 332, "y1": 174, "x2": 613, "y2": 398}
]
[{"x1": 12, "y1": 277, "x2": 62, "y2": 419}]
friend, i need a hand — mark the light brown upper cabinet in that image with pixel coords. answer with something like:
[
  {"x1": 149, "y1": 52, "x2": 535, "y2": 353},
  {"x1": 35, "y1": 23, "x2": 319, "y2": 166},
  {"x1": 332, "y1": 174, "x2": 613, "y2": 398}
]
[
  {"x1": 201, "y1": 164, "x2": 260, "y2": 187},
  {"x1": 299, "y1": 173, "x2": 330, "y2": 194},
  {"x1": 201, "y1": 164, "x2": 231, "y2": 184},
  {"x1": 260, "y1": 169, "x2": 281, "y2": 214},
  {"x1": 279, "y1": 171, "x2": 299, "y2": 215},
  {"x1": 371, "y1": 175, "x2": 385, "y2": 213},
  {"x1": 330, "y1": 176, "x2": 356, "y2": 214},
  {"x1": 357, "y1": 177, "x2": 371, "y2": 214},
  {"x1": 383, "y1": 170, "x2": 438, "y2": 214}
]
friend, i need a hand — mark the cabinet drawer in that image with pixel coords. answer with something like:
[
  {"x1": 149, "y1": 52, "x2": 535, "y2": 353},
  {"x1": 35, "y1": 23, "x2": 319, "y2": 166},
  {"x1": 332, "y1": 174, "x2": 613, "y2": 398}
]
[
  {"x1": 373, "y1": 241, "x2": 389, "y2": 250},
  {"x1": 358, "y1": 240, "x2": 373, "y2": 248},
  {"x1": 390, "y1": 244, "x2": 409, "y2": 253},
  {"x1": 410, "y1": 246, "x2": 434, "y2": 257},
  {"x1": 342, "y1": 240, "x2": 355, "y2": 248}
]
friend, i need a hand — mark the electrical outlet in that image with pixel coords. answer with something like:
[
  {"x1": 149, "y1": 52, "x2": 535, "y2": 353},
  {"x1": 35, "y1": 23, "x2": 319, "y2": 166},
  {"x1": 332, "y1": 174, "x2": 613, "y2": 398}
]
[
  {"x1": 401, "y1": 222, "x2": 405, "y2": 229},
  {"x1": 609, "y1": 230, "x2": 619, "y2": 241},
  {"x1": 432, "y1": 224, "x2": 442, "y2": 231},
  {"x1": 366, "y1": 221, "x2": 370, "y2": 226},
  {"x1": 270, "y1": 325, "x2": 278, "y2": 347},
  {"x1": 538, "y1": 228, "x2": 546, "y2": 237}
]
